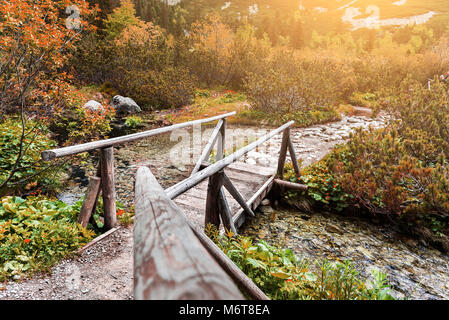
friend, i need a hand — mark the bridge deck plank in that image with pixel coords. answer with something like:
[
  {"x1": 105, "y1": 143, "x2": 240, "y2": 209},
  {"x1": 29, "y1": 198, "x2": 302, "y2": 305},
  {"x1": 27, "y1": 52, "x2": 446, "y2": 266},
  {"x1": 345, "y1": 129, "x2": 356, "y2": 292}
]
[{"x1": 174, "y1": 162, "x2": 274, "y2": 230}]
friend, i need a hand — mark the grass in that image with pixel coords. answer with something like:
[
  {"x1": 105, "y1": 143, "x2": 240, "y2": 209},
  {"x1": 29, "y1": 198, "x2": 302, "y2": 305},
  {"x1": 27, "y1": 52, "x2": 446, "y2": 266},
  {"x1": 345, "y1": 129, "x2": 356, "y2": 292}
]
[
  {"x1": 162, "y1": 88, "x2": 343, "y2": 128},
  {"x1": 163, "y1": 89, "x2": 262, "y2": 126}
]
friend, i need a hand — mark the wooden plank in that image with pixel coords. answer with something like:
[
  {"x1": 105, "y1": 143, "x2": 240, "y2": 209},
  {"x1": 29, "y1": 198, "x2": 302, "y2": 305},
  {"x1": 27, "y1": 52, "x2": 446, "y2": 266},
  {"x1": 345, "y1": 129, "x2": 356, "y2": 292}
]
[
  {"x1": 134, "y1": 166, "x2": 244, "y2": 300},
  {"x1": 165, "y1": 121, "x2": 294, "y2": 200},
  {"x1": 174, "y1": 195, "x2": 206, "y2": 211},
  {"x1": 42, "y1": 112, "x2": 236, "y2": 160},
  {"x1": 100, "y1": 147, "x2": 117, "y2": 230},
  {"x1": 76, "y1": 227, "x2": 121, "y2": 254},
  {"x1": 78, "y1": 176, "x2": 101, "y2": 228},
  {"x1": 227, "y1": 161, "x2": 275, "y2": 177},
  {"x1": 223, "y1": 168, "x2": 267, "y2": 185},
  {"x1": 191, "y1": 119, "x2": 223, "y2": 175}
]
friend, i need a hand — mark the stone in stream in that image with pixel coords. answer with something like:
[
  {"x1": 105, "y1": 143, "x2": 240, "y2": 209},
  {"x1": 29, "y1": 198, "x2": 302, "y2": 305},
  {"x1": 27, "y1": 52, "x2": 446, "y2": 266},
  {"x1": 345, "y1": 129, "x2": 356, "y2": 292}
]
[
  {"x1": 325, "y1": 224, "x2": 344, "y2": 235},
  {"x1": 259, "y1": 205, "x2": 274, "y2": 213}
]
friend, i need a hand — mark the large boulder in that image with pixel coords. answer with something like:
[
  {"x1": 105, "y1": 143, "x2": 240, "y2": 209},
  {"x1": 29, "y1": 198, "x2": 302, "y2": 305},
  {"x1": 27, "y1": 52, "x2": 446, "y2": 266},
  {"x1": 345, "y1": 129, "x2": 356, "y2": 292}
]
[
  {"x1": 110, "y1": 95, "x2": 142, "y2": 116},
  {"x1": 83, "y1": 100, "x2": 104, "y2": 112}
]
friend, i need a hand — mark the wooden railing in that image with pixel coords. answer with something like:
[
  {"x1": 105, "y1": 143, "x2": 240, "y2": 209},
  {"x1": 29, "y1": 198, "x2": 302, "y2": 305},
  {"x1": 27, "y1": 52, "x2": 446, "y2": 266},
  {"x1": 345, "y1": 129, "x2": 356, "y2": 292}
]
[
  {"x1": 41, "y1": 112, "x2": 236, "y2": 230},
  {"x1": 43, "y1": 112, "x2": 305, "y2": 300},
  {"x1": 134, "y1": 120, "x2": 304, "y2": 300}
]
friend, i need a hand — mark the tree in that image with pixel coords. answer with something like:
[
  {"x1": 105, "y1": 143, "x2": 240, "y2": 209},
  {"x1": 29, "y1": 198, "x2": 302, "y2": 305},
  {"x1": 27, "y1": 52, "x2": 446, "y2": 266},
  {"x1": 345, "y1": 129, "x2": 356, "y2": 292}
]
[
  {"x1": 291, "y1": 18, "x2": 304, "y2": 49},
  {"x1": 0, "y1": 0, "x2": 97, "y2": 194}
]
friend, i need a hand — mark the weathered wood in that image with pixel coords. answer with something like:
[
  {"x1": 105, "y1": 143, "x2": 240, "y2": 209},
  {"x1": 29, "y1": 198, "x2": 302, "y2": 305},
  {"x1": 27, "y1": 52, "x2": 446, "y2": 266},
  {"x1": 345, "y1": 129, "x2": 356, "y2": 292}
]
[
  {"x1": 134, "y1": 166, "x2": 244, "y2": 300},
  {"x1": 76, "y1": 226, "x2": 121, "y2": 254},
  {"x1": 233, "y1": 176, "x2": 275, "y2": 229},
  {"x1": 218, "y1": 187, "x2": 236, "y2": 234},
  {"x1": 189, "y1": 225, "x2": 270, "y2": 300},
  {"x1": 288, "y1": 136, "x2": 301, "y2": 177},
  {"x1": 191, "y1": 119, "x2": 223, "y2": 176},
  {"x1": 217, "y1": 118, "x2": 226, "y2": 161},
  {"x1": 42, "y1": 112, "x2": 236, "y2": 161},
  {"x1": 205, "y1": 171, "x2": 224, "y2": 228},
  {"x1": 222, "y1": 173, "x2": 255, "y2": 217},
  {"x1": 100, "y1": 147, "x2": 116, "y2": 230},
  {"x1": 274, "y1": 179, "x2": 308, "y2": 191},
  {"x1": 276, "y1": 128, "x2": 290, "y2": 179},
  {"x1": 78, "y1": 176, "x2": 101, "y2": 228},
  {"x1": 165, "y1": 121, "x2": 294, "y2": 200},
  {"x1": 90, "y1": 163, "x2": 102, "y2": 219}
]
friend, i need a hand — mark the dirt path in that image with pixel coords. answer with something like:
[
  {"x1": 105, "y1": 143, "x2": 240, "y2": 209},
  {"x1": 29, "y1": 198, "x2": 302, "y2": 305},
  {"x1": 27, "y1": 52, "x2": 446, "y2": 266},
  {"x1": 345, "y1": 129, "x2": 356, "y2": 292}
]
[{"x1": 0, "y1": 226, "x2": 133, "y2": 300}]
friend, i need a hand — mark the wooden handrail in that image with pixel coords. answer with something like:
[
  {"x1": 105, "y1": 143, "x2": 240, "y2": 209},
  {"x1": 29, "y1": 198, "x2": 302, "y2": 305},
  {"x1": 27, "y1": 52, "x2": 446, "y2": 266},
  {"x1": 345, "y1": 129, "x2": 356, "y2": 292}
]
[
  {"x1": 134, "y1": 166, "x2": 244, "y2": 300},
  {"x1": 42, "y1": 112, "x2": 235, "y2": 231},
  {"x1": 42, "y1": 112, "x2": 236, "y2": 160},
  {"x1": 165, "y1": 121, "x2": 295, "y2": 200}
]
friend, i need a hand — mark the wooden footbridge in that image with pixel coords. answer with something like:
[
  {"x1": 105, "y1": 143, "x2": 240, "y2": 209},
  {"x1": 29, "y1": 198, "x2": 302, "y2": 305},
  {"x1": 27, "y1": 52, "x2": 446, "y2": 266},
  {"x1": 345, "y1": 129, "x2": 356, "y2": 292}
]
[{"x1": 42, "y1": 112, "x2": 307, "y2": 300}]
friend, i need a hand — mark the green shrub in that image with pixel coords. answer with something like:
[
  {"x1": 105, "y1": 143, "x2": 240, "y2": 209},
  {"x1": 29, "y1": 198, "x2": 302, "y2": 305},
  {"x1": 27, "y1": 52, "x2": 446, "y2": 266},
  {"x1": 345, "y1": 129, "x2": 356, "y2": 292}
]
[
  {"x1": 125, "y1": 115, "x2": 144, "y2": 128},
  {"x1": 0, "y1": 196, "x2": 95, "y2": 280},
  {"x1": 349, "y1": 92, "x2": 379, "y2": 109},
  {"x1": 0, "y1": 119, "x2": 63, "y2": 197},
  {"x1": 205, "y1": 224, "x2": 395, "y2": 300},
  {"x1": 194, "y1": 88, "x2": 211, "y2": 99},
  {"x1": 285, "y1": 78, "x2": 449, "y2": 251}
]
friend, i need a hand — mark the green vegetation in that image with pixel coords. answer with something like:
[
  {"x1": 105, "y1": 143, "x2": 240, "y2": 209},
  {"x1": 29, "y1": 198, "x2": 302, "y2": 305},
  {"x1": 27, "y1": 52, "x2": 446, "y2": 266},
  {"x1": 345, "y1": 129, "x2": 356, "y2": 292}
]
[
  {"x1": 206, "y1": 224, "x2": 395, "y2": 300},
  {"x1": 0, "y1": 119, "x2": 63, "y2": 197},
  {"x1": 0, "y1": 196, "x2": 95, "y2": 280},
  {"x1": 285, "y1": 77, "x2": 449, "y2": 251}
]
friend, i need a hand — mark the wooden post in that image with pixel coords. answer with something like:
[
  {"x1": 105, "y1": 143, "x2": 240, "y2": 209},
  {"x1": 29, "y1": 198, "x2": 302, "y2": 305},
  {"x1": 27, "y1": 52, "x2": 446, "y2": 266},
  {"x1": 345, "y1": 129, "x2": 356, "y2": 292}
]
[
  {"x1": 90, "y1": 163, "x2": 102, "y2": 219},
  {"x1": 205, "y1": 171, "x2": 223, "y2": 228},
  {"x1": 288, "y1": 135, "x2": 301, "y2": 177},
  {"x1": 218, "y1": 187, "x2": 236, "y2": 234},
  {"x1": 78, "y1": 176, "x2": 101, "y2": 228},
  {"x1": 276, "y1": 128, "x2": 290, "y2": 179},
  {"x1": 134, "y1": 166, "x2": 244, "y2": 300},
  {"x1": 100, "y1": 147, "x2": 116, "y2": 230},
  {"x1": 191, "y1": 119, "x2": 223, "y2": 176},
  {"x1": 217, "y1": 118, "x2": 226, "y2": 161}
]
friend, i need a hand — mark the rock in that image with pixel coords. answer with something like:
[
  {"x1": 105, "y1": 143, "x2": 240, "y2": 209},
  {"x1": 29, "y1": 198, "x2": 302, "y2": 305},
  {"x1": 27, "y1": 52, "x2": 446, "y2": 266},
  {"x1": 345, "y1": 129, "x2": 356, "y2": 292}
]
[
  {"x1": 110, "y1": 95, "x2": 142, "y2": 116},
  {"x1": 261, "y1": 199, "x2": 270, "y2": 206},
  {"x1": 259, "y1": 205, "x2": 274, "y2": 213},
  {"x1": 83, "y1": 100, "x2": 104, "y2": 112},
  {"x1": 325, "y1": 224, "x2": 344, "y2": 235}
]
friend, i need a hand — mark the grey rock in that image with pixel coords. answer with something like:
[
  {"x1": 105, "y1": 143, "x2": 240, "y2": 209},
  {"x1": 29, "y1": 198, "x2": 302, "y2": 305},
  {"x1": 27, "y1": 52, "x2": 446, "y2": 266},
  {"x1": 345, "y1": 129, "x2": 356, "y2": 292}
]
[
  {"x1": 111, "y1": 95, "x2": 142, "y2": 116},
  {"x1": 83, "y1": 100, "x2": 104, "y2": 112},
  {"x1": 259, "y1": 205, "x2": 274, "y2": 213}
]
